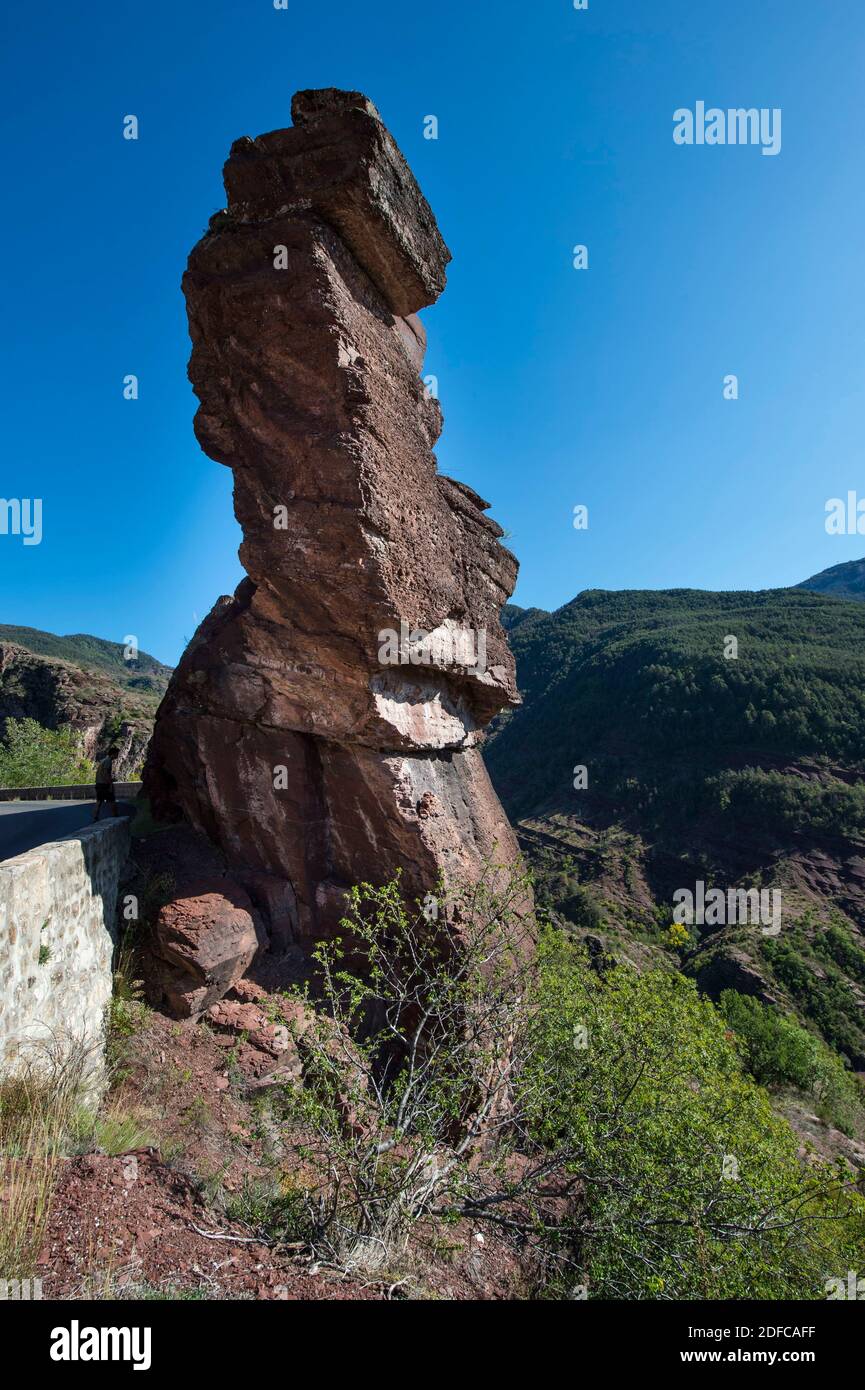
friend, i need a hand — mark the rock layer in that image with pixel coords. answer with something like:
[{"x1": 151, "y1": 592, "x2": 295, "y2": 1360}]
[{"x1": 145, "y1": 88, "x2": 527, "y2": 954}]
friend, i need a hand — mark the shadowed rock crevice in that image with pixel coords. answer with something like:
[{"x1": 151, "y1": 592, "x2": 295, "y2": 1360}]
[{"x1": 144, "y1": 88, "x2": 528, "y2": 1005}]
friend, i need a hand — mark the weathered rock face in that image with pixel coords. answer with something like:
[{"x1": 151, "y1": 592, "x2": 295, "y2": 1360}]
[
  {"x1": 0, "y1": 641, "x2": 155, "y2": 781},
  {"x1": 145, "y1": 88, "x2": 528, "y2": 952}
]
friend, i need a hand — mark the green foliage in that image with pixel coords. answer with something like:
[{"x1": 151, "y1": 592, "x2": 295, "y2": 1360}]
[
  {"x1": 762, "y1": 929, "x2": 865, "y2": 1069},
  {"x1": 276, "y1": 870, "x2": 533, "y2": 1271},
  {"x1": 665, "y1": 921, "x2": 691, "y2": 950},
  {"x1": 487, "y1": 587, "x2": 865, "y2": 828},
  {"x1": 101, "y1": 713, "x2": 125, "y2": 744},
  {"x1": 530, "y1": 852, "x2": 606, "y2": 930},
  {"x1": 223, "y1": 1177, "x2": 312, "y2": 1245},
  {"x1": 522, "y1": 933, "x2": 865, "y2": 1299},
  {"x1": 489, "y1": 585, "x2": 865, "y2": 1085},
  {"x1": 70, "y1": 1105, "x2": 156, "y2": 1156},
  {"x1": 557, "y1": 883, "x2": 606, "y2": 931},
  {"x1": 707, "y1": 767, "x2": 865, "y2": 838},
  {"x1": 254, "y1": 871, "x2": 865, "y2": 1297},
  {"x1": 720, "y1": 989, "x2": 825, "y2": 1089},
  {"x1": 105, "y1": 877, "x2": 168, "y2": 1068},
  {"x1": 0, "y1": 717, "x2": 94, "y2": 788},
  {"x1": 719, "y1": 990, "x2": 863, "y2": 1134},
  {"x1": 818, "y1": 921, "x2": 865, "y2": 985},
  {"x1": 105, "y1": 895, "x2": 161, "y2": 1072}
]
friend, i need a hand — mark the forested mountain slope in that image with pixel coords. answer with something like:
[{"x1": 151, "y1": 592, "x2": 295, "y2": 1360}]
[{"x1": 487, "y1": 587, "x2": 865, "y2": 1090}]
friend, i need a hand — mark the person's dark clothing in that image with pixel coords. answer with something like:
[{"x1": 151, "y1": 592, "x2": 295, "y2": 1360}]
[{"x1": 95, "y1": 754, "x2": 115, "y2": 806}]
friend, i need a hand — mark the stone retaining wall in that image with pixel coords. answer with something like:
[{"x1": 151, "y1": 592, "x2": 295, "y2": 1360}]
[{"x1": 0, "y1": 818, "x2": 130, "y2": 1089}]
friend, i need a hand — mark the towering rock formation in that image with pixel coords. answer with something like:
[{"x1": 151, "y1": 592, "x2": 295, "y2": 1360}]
[{"x1": 145, "y1": 89, "x2": 527, "y2": 966}]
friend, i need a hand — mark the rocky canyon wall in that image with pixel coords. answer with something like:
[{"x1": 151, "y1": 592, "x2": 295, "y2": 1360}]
[{"x1": 144, "y1": 89, "x2": 528, "y2": 976}]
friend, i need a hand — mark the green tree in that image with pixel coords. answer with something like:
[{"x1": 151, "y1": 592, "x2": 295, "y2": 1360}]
[
  {"x1": 0, "y1": 718, "x2": 94, "y2": 789},
  {"x1": 719, "y1": 989, "x2": 864, "y2": 1135},
  {"x1": 268, "y1": 873, "x2": 864, "y2": 1297},
  {"x1": 521, "y1": 934, "x2": 865, "y2": 1299}
]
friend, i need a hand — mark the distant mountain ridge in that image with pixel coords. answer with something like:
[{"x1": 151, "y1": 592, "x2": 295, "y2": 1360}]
[
  {"x1": 797, "y1": 556, "x2": 865, "y2": 600},
  {"x1": 504, "y1": 556, "x2": 865, "y2": 633},
  {"x1": 0, "y1": 625, "x2": 171, "y2": 695},
  {"x1": 0, "y1": 625, "x2": 173, "y2": 780}
]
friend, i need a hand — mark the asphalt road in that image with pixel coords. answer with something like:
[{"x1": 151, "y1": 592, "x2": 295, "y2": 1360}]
[{"x1": 0, "y1": 800, "x2": 134, "y2": 863}]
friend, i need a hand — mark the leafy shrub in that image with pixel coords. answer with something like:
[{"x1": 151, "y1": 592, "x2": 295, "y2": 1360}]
[
  {"x1": 558, "y1": 883, "x2": 606, "y2": 931},
  {"x1": 719, "y1": 990, "x2": 827, "y2": 1090},
  {"x1": 719, "y1": 990, "x2": 863, "y2": 1134},
  {"x1": 521, "y1": 934, "x2": 865, "y2": 1299},
  {"x1": 0, "y1": 717, "x2": 94, "y2": 789},
  {"x1": 763, "y1": 934, "x2": 865, "y2": 1068},
  {"x1": 277, "y1": 869, "x2": 534, "y2": 1272},
  {"x1": 817, "y1": 922, "x2": 865, "y2": 986},
  {"x1": 223, "y1": 1176, "x2": 312, "y2": 1245},
  {"x1": 266, "y1": 872, "x2": 865, "y2": 1297}
]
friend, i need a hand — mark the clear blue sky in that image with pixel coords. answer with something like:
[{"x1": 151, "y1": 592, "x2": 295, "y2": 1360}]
[{"x1": 3, "y1": 0, "x2": 864, "y2": 666}]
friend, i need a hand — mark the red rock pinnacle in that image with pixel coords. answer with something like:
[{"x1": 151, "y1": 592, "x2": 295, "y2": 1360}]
[{"x1": 145, "y1": 89, "x2": 528, "y2": 956}]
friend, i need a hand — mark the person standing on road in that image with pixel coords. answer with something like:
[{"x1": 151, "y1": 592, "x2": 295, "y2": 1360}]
[{"x1": 92, "y1": 744, "x2": 120, "y2": 821}]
